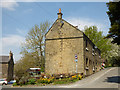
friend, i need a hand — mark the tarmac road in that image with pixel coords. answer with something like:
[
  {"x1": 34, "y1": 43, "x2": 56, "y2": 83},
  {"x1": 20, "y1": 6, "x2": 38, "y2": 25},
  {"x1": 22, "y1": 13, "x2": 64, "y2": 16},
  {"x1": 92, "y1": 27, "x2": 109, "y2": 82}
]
[{"x1": 59, "y1": 67, "x2": 120, "y2": 88}]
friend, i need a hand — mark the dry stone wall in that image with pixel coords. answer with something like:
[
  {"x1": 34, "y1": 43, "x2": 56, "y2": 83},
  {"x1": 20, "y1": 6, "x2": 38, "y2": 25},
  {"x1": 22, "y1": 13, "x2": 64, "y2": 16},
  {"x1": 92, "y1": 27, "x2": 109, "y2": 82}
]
[
  {"x1": 45, "y1": 19, "x2": 101, "y2": 76},
  {"x1": 45, "y1": 19, "x2": 84, "y2": 75}
]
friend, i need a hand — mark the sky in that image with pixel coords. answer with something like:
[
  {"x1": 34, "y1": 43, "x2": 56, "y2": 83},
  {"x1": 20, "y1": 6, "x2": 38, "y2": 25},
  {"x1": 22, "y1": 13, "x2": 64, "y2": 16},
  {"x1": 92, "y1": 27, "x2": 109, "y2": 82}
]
[{"x1": 0, "y1": 1, "x2": 112, "y2": 62}]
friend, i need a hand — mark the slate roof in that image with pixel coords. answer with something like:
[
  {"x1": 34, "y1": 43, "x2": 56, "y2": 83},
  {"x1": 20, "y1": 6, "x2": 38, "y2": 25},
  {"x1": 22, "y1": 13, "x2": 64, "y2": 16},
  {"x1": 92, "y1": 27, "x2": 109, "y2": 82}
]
[{"x1": 0, "y1": 56, "x2": 9, "y2": 63}]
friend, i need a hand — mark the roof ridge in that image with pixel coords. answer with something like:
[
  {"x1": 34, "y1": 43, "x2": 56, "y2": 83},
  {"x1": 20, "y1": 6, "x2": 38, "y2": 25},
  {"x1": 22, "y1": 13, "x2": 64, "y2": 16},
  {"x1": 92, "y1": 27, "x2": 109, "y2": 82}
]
[{"x1": 61, "y1": 19, "x2": 84, "y2": 34}]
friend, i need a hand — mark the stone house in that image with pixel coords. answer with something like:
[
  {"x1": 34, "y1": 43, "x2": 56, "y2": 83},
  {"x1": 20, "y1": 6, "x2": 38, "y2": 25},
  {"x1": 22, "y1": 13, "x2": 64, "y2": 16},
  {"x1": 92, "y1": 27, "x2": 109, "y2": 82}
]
[
  {"x1": 0, "y1": 51, "x2": 14, "y2": 81},
  {"x1": 45, "y1": 9, "x2": 101, "y2": 76}
]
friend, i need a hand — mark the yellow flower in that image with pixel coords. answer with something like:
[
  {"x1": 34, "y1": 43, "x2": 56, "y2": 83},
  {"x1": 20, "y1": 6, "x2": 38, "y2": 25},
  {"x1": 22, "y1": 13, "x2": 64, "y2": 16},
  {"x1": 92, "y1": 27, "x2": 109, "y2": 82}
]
[
  {"x1": 72, "y1": 75, "x2": 76, "y2": 78},
  {"x1": 78, "y1": 75, "x2": 82, "y2": 80},
  {"x1": 48, "y1": 79, "x2": 50, "y2": 82}
]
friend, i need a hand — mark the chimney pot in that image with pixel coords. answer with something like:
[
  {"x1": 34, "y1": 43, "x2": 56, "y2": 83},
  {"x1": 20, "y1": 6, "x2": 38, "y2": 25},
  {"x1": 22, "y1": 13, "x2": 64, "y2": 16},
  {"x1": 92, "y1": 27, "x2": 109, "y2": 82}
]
[
  {"x1": 57, "y1": 8, "x2": 63, "y2": 19},
  {"x1": 59, "y1": 8, "x2": 61, "y2": 13}
]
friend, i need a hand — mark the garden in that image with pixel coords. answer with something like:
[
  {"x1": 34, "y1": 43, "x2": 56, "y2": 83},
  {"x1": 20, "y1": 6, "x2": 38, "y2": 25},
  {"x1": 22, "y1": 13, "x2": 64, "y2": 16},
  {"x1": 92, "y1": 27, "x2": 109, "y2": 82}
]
[{"x1": 13, "y1": 74, "x2": 83, "y2": 87}]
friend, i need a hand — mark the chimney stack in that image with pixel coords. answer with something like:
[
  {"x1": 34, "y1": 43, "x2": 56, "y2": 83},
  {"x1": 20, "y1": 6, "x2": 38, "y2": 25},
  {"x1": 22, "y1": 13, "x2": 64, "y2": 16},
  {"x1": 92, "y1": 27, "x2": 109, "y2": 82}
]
[
  {"x1": 57, "y1": 8, "x2": 63, "y2": 19},
  {"x1": 9, "y1": 51, "x2": 13, "y2": 60}
]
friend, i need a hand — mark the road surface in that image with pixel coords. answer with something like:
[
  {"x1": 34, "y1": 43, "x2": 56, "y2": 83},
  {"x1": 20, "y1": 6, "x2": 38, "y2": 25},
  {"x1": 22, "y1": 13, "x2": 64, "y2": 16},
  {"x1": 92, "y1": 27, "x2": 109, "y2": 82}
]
[{"x1": 58, "y1": 67, "x2": 120, "y2": 88}]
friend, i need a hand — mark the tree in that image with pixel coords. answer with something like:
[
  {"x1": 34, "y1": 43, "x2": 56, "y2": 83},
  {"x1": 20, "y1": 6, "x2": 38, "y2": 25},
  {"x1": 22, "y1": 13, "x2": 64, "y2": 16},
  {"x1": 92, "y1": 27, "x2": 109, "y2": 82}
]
[
  {"x1": 106, "y1": 2, "x2": 120, "y2": 45},
  {"x1": 109, "y1": 56, "x2": 120, "y2": 67},
  {"x1": 20, "y1": 21, "x2": 50, "y2": 71},
  {"x1": 84, "y1": 26, "x2": 112, "y2": 59},
  {"x1": 14, "y1": 21, "x2": 50, "y2": 83},
  {"x1": 14, "y1": 53, "x2": 37, "y2": 84}
]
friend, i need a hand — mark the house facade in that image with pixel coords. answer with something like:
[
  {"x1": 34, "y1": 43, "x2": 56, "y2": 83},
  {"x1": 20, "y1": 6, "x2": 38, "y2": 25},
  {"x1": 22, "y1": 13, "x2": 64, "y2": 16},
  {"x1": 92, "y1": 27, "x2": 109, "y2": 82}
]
[
  {"x1": 45, "y1": 9, "x2": 101, "y2": 76},
  {"x1": 0, "y1": 51, "x2": 14, "y2": 81}
]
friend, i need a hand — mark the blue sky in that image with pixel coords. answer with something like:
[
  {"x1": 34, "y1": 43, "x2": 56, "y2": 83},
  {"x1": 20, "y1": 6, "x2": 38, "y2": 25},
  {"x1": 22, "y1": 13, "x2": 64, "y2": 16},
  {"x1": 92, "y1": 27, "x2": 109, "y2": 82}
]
[{"x1": 1, "y1": 1, "x2": 111, "y2": 62}]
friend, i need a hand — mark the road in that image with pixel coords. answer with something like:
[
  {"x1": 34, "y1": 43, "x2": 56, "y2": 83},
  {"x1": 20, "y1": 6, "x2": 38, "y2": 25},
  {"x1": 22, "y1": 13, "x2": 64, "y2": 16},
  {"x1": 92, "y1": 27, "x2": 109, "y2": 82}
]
[
  {"x1": 2, "y1": 67, "x2": 120, "y2": 89},
  {"x1": 58, "y1": 67, "x2": 120, "y2": 88}
]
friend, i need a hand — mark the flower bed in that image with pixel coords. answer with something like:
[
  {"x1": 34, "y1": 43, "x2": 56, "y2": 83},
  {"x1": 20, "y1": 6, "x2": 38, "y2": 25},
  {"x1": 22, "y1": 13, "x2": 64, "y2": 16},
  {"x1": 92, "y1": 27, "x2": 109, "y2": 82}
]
[{"x1": 13, "y1": 74, "x2": 83, "y2": 86}]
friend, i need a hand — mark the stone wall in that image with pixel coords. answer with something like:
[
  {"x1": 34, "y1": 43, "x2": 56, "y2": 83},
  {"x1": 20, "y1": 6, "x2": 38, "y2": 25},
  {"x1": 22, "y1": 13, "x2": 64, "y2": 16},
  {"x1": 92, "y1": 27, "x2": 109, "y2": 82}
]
[
  {"x1": 1, "y1": 63, "x2": 8, "y2": 78},
  {"x1": 0, "y1": 64, "x2": 2, "y2": 78},
  {"x1": 83, "y1": 35, "x2": 101, "y2": 75},
  {"x1": 8, "y1": 60, "x2": 14, "y2": 81},
  {"x1": 0, "y1": 58, "x2": 14, "y2": 81},
  {"x1": 45, "y1": 38, "x2": 84, "y2": 75},
  {"x1": 45, "y1": 19, "x2": 84, "y2": 75},
  {"x1": 95, "y1": 49, "x2": 102, "y2": 71},
  {"x1": 45, "y1": 18, "x2": 101, "y2": 76}
]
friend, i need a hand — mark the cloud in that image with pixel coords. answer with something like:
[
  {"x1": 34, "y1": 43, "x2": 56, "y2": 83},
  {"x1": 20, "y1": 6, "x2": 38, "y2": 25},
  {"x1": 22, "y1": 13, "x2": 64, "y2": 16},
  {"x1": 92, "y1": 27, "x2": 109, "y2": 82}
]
[
  {"x1": 0, "y1": 34, "x2": 25, "y2": 61},
  {"x1": 2, "y1": 34, "x2": 25, "y2": 47},
  {"x1": 66, "y1": 17, "x2": 110, "y2": 35},
  {"x1": 16, "y1": 28, "x2": 28, "y2": 36},
  {"x1": 1, "y1": 0, "x2": 19, "y2": 11}
]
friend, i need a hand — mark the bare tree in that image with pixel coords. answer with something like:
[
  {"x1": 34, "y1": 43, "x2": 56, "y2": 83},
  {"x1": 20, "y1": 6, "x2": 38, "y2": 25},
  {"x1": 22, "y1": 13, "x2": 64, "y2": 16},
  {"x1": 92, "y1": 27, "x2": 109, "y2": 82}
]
[{"x1": 20, "y1": 21, "x2": 50, "y2": 71}]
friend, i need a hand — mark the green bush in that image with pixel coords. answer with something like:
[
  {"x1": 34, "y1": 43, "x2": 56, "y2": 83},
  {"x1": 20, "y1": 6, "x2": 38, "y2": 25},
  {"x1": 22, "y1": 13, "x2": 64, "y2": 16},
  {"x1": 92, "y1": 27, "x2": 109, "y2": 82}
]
[
  {"x1": 37, "y1": 79, "x2": 42, "y2": 84},
  {"x1": 54, "y1": 80, "x2": 67, "y2": 84},
  {"x1": 13, "y1": 82, "x2": 18, "y2": 86},
  {"x1": 14, "y1": 74, "x2": 29, "y2": 86},
  {"x1": 19, "y1": 82, "x2": 23, "y2": 86},
  {"x1": 53, "y1": 77, "x2": 79, "y2": 85},
  {"x1": 28, "y1": 78, "x2": 36, "y2": 85},
  {"x1": 104, "y1": 66, "x2": 108, "y2": 68},
  {"x1": 108, "y1": 56, "x2": 120, "y2": 67}
]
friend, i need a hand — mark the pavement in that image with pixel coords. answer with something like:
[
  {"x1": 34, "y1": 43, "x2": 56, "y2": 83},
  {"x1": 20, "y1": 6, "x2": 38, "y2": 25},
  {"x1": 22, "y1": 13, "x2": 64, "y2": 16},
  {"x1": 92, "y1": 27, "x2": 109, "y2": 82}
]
[{"x1": 2, "y1": 67, "x2": 120, "y2": 89}]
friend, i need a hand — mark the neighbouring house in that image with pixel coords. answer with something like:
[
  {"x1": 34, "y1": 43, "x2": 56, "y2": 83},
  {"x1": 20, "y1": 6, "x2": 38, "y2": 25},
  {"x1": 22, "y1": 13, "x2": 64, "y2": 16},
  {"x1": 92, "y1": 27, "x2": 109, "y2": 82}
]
[
  {"x1": 0, "y1": 51, "x2": 14, "y2": 81},
  {"x1": 45, "y1": 9, "x2": 102, "y2": 76}
]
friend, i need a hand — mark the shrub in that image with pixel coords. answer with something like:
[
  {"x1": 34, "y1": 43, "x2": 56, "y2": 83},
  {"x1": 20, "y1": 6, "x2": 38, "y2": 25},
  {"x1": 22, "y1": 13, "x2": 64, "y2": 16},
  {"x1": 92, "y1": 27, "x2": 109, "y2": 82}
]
[
  {"x1": 19, "y1": 82, "x2": 23, "y2": 86},
  {"x1": 13, "y1": 82, "x2": 18, "y2": 86},
  {"x1": 53, "y1": 77, "x2": 79, "y2": 84},
  {"x1": 37, "y1": 77, "x2": 43, "y2": 83},
  {"x1": 49, "y1": 77, "x2": 54, "y2": 82},
  {"x1": 54, "y1": 80, "x2": 66, "y2": 84},
  {"x1": 28, "y1": 78, "x2": 36, "y2": 85},
  {"x1": 14, "y1": 74, "x2": 29, "y2": 86}
]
